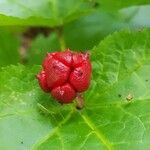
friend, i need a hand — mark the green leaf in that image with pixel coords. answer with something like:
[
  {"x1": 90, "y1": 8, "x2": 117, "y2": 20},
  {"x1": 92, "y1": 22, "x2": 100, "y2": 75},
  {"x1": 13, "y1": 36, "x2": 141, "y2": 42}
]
[
  {"x1": 0, "y1": 29, "x2": 20, "y2": 66},
  {"x1": 0, "y1": 0, "x2": 93, "y2": 26},
  {"x1": 64, "y1": 10, "x2": 127, "y2": 50},
  {"x1": 27, "y1": 32, "x2": 60, "y2": 65},
  {"x1": 121, "y1": 5, "x2": 150, "y2": 28},
  {"x1": 0, "y1": 64, "x2": 67, "y2": 150},
  {"x1": 96, "y1": 0, "x2": 150, "y2": 11},
  {"x1": 0, "y1": 29, "x2": 150, "y2": 150}
]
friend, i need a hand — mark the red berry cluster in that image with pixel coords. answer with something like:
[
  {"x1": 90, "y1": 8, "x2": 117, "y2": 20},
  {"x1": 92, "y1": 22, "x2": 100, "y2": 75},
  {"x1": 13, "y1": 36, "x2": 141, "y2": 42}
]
[{"x1": 36, "y1": 49, "x2": 92, "y2": 104}]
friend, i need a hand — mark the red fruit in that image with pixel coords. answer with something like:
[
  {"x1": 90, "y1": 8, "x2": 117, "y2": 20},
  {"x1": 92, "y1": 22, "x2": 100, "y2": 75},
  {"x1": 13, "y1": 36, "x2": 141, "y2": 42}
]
[
  {"x1": 69, "y1": 61, "x2": 91, "y2": 92},
  {"x1": 46, "y1": 58, "x2": 70, "y2": 89},
  {"x1": 36, "y1": 71, "x2": 50, "y2": 92},
  {"x1": 72, "y1": 52, "x2": 89, "y2": 67},
  {"x1": 54, "y1": 49, "x2": 72, "y2": 67},
  {"x1": 36, "y1": 49, "x2": 92, "y2": 104},
  {"x1": 42, "y1": 52, "x2": 56, "y2": 70},
  {"x1": 51, "y1": 83, "x2": 76, "y2": 104}
]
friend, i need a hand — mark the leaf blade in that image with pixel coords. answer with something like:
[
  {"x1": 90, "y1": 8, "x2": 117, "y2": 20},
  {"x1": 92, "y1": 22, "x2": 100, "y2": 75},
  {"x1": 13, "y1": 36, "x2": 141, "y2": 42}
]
[
  {"x1": 0, "y1": 29, "x2": 150, "y2": 149},
  {"x1": 0, "y1": 0, "x2": 93, "y2": 26}
]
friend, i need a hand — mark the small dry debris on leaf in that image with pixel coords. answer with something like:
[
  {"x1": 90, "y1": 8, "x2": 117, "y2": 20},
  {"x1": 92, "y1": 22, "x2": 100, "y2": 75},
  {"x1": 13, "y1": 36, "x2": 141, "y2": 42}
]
[{"x1": 126, "y1": 93, "x2": 133, "y2": 102}]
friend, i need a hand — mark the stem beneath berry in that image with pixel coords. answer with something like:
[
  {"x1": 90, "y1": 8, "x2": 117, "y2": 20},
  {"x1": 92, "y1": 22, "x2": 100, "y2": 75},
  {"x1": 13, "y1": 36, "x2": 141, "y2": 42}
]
[
  {"x1": 75, "y1": 94, "x2": 84, "y2": 110},
  {"x1": 55, "y1": 27, "x2": 66, "y2": 51}
]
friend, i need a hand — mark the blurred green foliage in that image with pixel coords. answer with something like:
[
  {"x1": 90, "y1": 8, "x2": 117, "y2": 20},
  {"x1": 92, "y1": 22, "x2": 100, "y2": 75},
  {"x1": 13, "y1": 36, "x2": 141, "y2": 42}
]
[
  {"x1": 0, "y1": 1, "x2": 150, "y2": 66},
  {"x1": 0, "y1": 29, "x2": 19, "y2": 66}
]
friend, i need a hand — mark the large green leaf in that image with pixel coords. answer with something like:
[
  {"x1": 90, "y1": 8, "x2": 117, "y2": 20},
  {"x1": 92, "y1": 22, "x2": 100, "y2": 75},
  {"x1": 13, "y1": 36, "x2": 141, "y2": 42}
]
[
  {"x1": 0, "y1": 30, "x2": 150, "y2": 150},
  {"x1": 64, "y1": 10, "x2": 128, "y2": 50},
  {"x1": 0, "y1": 0, "x2": 92, "y2": 26},
  {"x1": 64, "y1": 6, "x2": 150, "y2": 50},
  {"x1": 121, "y1": 5, "x2": 150, "y2": 28}
]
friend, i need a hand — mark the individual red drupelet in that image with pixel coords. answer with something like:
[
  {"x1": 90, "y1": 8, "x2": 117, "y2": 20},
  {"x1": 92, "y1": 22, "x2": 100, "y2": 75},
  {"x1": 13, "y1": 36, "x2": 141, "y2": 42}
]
[{"x1": 36, "y1": 49, "x2": 92, "y2": 104}]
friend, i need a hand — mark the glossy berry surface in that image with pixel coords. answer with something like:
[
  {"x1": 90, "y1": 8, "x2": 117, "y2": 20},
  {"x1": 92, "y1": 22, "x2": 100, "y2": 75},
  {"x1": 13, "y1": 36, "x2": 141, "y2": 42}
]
[{"x1": 36, "y1": 49, "x2": 92, "y2": 104}]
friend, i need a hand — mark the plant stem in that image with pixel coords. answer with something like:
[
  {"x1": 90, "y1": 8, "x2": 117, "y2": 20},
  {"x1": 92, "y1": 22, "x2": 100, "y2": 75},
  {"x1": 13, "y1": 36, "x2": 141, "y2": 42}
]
[
  {"x1": 56, "y1": 27, "x2": 66, "y2": 51},
  {"x1": 75, "y1": 94, "x2": 84, "y2": 110}
]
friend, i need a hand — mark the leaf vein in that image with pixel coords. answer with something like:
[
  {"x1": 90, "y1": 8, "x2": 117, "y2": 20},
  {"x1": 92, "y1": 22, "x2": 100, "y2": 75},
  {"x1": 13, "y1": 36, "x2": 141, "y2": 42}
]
[
  {"x1": 80, "y1": 113, "x2": 114, "y2": 150},
  {"x1": 31, "y1": 108, "x2": 75, "y2": 149}
]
